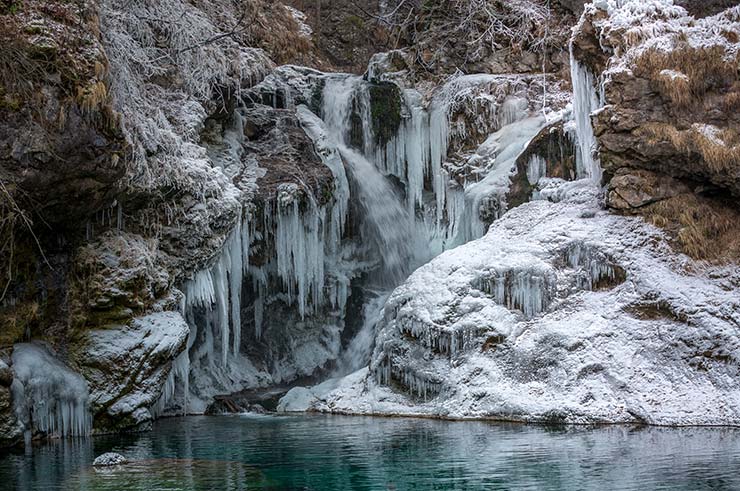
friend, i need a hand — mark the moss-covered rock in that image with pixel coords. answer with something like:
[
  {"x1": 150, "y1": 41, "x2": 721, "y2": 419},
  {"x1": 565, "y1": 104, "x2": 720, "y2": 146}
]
[
  {"x1": 368, "y1": 82, "x2": 402, "y2": 147},
  {"x1": 507, "y1": 120, "x2": 577, "y2": 209}
]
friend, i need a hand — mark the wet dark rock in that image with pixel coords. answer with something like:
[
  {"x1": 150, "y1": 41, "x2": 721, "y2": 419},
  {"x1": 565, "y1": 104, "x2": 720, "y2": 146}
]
[{"x1": 508, "y1": 120, "x2": 577, "y2": 208}]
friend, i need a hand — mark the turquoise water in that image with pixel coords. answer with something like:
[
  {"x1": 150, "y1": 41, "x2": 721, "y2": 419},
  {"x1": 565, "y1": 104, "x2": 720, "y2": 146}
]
[{"x1": 2, "y1": 414, "x2": 740, "y2": 490}]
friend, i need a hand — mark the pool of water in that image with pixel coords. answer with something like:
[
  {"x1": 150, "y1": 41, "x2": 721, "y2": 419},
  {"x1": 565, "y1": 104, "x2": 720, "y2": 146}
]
[{"x1": 2, "y1": 414, "x2": 740, "y2": 490}]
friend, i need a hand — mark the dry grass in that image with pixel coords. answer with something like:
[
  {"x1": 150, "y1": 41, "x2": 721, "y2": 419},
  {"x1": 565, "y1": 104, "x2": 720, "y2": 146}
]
[
  {"x1": 644, "y1": 193, "x2": 740, "y2": 261},
  {"x1": 633, "y1": 44, "x2": 739, "y2": 109},
  {"x1": 639, "y1": 122, "x2": 740, "y2": 173},
  {"x1": 0, "y1": 301, "x2": 38, "y2": 347}
]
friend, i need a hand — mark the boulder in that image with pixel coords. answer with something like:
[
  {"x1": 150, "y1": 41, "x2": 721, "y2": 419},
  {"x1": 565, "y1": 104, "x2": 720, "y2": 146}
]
[
  {"x1": 76, "y1": 311, "x2": 189, "y2": 432},
  {"x1": 606, "y1": 169, "x2": 691, "y2": 210},
  {"x1": 93, "y1": 452, "x2": 128, "y2": 467}
]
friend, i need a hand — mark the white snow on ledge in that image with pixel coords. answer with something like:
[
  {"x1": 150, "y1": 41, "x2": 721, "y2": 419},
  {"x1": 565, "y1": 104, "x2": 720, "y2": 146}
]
[{"x1": 280, "y1": 192, "x2": 740, "y2": 426}]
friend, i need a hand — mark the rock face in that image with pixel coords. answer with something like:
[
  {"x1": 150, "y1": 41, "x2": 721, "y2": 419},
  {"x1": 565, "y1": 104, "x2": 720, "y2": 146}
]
[
  {"x1": 78, "y1": 312, "x2": 189, "y2": 432},
  {"x1": 606, "y1": 169, "x2": 691, "y2": 210},
  {"x1": 577, "y1": 1, "x2": 740, "y2": 260},
  {"x1": 0, "y1": 0, "x2": 333, "y2": 444},
  {"x1": 0, "y1": 359, "x2": 21, "y2": 447}
]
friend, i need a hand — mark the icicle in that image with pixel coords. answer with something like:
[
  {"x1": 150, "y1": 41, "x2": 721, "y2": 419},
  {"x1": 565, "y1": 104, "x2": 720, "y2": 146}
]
[
  {"x1": 526, "y1": 154, "x2": 547, "y2": 186},
  {"x1": 565, "y1": 242, "x2": 623, "y2": 291},
  {"x1": 570, "y1": 48, "x2": 603, "y2": 183},
  {"x1": 478, "y1": 268, "x2": 555, "y2": 318},
  {"x1": 275, "y1": 186, "x2": 326, "y2": 319},
  {"x1": 11, "y1": 344, "x2": 92, "y2": 439}
]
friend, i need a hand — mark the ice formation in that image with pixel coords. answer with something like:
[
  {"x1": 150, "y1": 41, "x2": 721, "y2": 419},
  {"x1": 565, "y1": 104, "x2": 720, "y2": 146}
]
[
  {"x1": 569, "y1": 51, "x2": 602, "y2": 183},
  {"x1": 476, "y1": 266, "x2": 556, "y2": 319},
  {"x1": 166, "y1": 51, "x2": 571, "y2": 415},
  {"x1": 282, "y1": 192, "x2": 740, "y2": 425},
  {"x1": 11, "y1": 344, "x2": 92, "y2": 438}
]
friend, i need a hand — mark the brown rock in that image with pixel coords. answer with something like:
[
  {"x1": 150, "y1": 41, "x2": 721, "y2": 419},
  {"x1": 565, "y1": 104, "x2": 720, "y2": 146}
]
[{"x1": 606, "y1": 169, "x2": 691, "y2": 210}]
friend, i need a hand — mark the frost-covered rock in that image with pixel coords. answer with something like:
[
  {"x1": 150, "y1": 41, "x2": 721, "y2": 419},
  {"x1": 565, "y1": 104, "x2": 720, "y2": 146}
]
[
  {"x1": 93, "y1": 452, "x2": 128, "y2": 467},
  {"x1": 77, "y1": 312, "x2": 189, "y2": 431},
  {"x1": 573, "y1": 0, "x2": 740, "y2": 196},
  {"x1": 0, "y1": 359, "x2": 22, "y2": 447},
  {"x1": 288, "y1": 191, "x2": 740, "y2": 425}
]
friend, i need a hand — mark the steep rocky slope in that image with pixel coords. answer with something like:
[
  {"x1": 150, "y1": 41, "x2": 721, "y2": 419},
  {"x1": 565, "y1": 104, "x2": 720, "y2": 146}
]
[{"x1": 0, "y1": 0, "x2": 337, "y2": 443}]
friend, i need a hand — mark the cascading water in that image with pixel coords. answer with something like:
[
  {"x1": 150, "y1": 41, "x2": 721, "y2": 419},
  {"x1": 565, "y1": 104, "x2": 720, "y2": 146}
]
[
  {"x1": 339, "y1": 145, "x2": 417, "y2": 283},
  {"x1": 171, "y1": 66, "x2": 574, "y2": 415},
  {"x1": 334, "y1": 292, "x2": 389, "y2": 375},
  {"x1": 321, "y1": 76, "x2": 427, "y2": 283}
]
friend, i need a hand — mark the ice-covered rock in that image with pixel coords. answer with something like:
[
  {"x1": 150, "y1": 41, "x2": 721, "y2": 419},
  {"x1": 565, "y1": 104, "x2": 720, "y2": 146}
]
[
  {"x1": 286, "y1": 190, "x2": 740, "y2": 425},
  {"x1": 11, "y1": 344, "x2": 92, "y2": 438},
  {"x1": 76, "y1": 312, "x2": 189, "y2": 430}
]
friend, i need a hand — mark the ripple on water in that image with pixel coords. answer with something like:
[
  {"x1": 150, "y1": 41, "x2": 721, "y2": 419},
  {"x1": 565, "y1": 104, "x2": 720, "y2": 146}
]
[{"x1": 1, "y1": 415, "x2": 740, "y2": 491}]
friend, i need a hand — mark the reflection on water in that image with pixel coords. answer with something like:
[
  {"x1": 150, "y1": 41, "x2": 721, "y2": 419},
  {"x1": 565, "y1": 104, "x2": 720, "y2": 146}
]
[{"x1": 1, "y1": 414, "x2": 740, "y2": 490}]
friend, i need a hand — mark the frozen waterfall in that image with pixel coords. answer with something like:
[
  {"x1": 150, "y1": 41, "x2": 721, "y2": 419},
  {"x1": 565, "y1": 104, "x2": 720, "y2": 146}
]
[
  {"x1": 339, "y1": 145, "x2": 418, "y2": 283},
  {"x1": 570, "y1": 49, "x2": 603, "y2": 183},
  {"x1": 11, "y1": 343, "x2": 92, "y2": 439}
]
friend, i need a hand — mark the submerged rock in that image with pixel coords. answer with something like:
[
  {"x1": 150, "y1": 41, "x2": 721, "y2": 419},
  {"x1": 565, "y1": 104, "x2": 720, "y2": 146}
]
[{"x1": 93, "y1": 452, "x2": 128, "y2": 467}]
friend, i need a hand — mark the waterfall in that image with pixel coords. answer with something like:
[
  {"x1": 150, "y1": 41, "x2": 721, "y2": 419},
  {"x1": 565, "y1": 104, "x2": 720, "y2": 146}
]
[
  {"x1": 338, "y1": 145, "x2": 418, "y2": 284},
  {"x1": 334, "y1": 292, "x2": 389, "y2": 375},
  {"x1": 570, "y1": 49, "x2": 603, "y2": 183},
  {"x1": 173, "y1": 68, "x2": 553, "y2": 413}
]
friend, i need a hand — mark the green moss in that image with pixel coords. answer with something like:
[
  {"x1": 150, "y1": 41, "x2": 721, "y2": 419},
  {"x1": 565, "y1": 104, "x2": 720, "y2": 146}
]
[
  {"x1": 0, "y1": 92, "x2": 23, "y2": 111},
  {"x1": 309, "y1": 79, "x2": 325, "y2": 115},
  {"x1": 0, "y1": 301, "x2": 38, "y2": 348},
  {"x1": 344, "y1": 15, "x2": 364, "y2": 30},
  {"x1": 368, "y1": 82, "x2": 403, "y2": 147},
  {"x1": 2, "y1": 1, "x2": 22, "y2": 15},
  {"x1": 22, "y1": 22, "x2": 45, "y2": 35}
]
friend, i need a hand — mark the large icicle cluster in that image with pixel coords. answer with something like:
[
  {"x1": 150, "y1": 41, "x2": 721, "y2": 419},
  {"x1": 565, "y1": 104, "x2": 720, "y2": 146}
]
[
  {"x1": 176, "y1": 216, "x2": 252, "y2": 413},
  {"x1": 170, "y1": 102, "x2": 356, "y2": 414},
  {"x1": 11, "y1": 344, "x2": 92, "y2": 438}
]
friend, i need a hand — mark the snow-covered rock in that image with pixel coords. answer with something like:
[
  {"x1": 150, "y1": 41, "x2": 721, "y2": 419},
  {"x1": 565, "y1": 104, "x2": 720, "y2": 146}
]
[
  {"x1": 77, "y1": 312, "x2": 189, "y2": 431},
  {"x1": 93, "y1": 452, "x2": 128, "y2": 466},
  {"x1": 286, "y1": 190, "x2": 740, "y2": 425}
]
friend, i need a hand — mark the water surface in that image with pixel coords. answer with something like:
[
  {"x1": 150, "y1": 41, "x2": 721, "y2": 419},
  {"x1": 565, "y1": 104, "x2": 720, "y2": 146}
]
[{"x1": 2, "y1": 414, "x2": 739, "y2": 490}]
